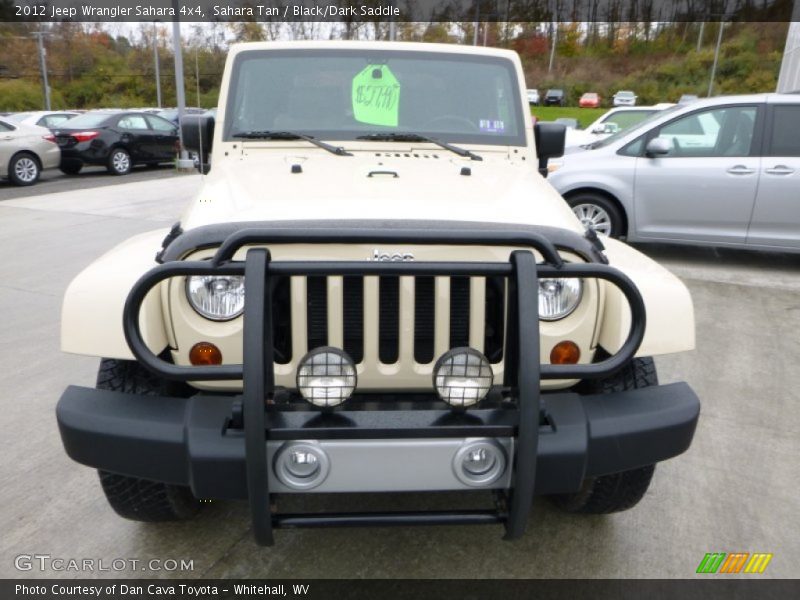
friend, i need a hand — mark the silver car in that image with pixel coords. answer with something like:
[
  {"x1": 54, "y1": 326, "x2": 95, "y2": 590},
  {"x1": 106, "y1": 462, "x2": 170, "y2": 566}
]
[
  {"x1": 549, "y1": 94, "x2": 800, "y2": 252},
  {"x1": 0, "y1": 118, "x2": 61, "y2": 186}
]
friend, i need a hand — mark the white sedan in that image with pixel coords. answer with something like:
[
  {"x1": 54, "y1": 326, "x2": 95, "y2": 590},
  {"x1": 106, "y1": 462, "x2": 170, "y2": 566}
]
[{"x1": 0, "y1": 118, "x2": 61, "y2": 186}]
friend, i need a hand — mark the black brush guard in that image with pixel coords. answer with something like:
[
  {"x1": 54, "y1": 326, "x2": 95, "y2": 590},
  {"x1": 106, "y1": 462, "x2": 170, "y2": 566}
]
[{"x1": 121, "y1": 227, "x2": 646, "y2": 546}]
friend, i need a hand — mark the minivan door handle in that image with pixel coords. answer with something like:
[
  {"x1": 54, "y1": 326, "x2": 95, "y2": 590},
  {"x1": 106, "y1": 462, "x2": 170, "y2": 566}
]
[
  {"x1": 726, "y1": 165, "x2": 755, "y2": 175},
  {"x1": 764, "y1": 165, "x2": 795, "y2": 175}
]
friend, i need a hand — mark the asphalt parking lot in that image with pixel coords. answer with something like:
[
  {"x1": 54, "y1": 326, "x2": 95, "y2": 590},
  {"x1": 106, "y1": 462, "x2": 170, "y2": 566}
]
[{"x1": 0, "y1": 173, "x2": 798, "y2": 579}]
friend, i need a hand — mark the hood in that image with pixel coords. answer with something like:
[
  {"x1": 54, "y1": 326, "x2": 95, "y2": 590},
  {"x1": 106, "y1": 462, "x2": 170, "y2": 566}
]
[{"x1": 181, "y1": 149, "x2": 582, "y2": 234}]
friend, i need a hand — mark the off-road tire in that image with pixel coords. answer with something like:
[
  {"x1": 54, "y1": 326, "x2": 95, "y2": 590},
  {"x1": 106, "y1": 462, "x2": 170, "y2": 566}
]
[
  {"x1": 95, "y1": 358, "x2": 200, "y2": 522},
  {"x1": 550, "y1": 357, "x2": 658, "y2": 514}
]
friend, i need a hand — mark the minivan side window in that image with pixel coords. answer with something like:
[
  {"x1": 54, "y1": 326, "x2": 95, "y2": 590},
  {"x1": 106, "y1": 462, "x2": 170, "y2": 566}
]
[
  {"x1": 768, "y1": 105, "x2": 800, "y2": 156},
  {"x1": 654, "y1": 106, "x2": 757, "y2": 158}
]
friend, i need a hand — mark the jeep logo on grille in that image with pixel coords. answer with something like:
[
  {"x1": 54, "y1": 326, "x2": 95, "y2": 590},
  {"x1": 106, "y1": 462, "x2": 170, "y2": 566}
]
[{"x1": 369, "y1": 249, "x2": 415, "y2": 262}]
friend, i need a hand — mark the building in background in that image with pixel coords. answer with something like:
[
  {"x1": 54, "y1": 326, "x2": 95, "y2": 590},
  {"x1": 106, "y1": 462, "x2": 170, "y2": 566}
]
[{"x1": 777, "y1": 1, "x2": 800, "y2": 92}]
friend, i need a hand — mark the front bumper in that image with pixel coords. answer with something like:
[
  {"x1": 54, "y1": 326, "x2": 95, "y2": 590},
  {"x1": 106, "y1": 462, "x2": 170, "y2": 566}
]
[
  {"x1": 59, "y1": 223, "x2": 699, "y2": 544},
  {"x1": 57, "y1": 381, "x2": 699, "y2": 499}
]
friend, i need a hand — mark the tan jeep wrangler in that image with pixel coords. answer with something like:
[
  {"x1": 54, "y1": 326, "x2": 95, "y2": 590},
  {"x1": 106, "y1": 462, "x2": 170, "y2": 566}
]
[{"x1": 57, "y1": 41, "x2": 699, "y2": 545}]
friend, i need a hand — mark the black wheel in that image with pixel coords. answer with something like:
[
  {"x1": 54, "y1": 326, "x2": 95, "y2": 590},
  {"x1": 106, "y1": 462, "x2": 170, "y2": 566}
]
[
  {"x1": 95, "y1": 358, "x2": 200, "y2": 522},
  {"x1": 550, "y1": 357, "x2": 658, "y2": 514},
  {"x1": 8, "y1": 152, "x2": 40, "y2": 186},
  {"x1": 566, "y1": 192, "x2": 625, "y2": 238},
  {"x1": 107, "y1": 148, "x2": 132, "y2": 175},
  {"x1": 59, "y1": 160, "x2": 82, "y2": 175}
]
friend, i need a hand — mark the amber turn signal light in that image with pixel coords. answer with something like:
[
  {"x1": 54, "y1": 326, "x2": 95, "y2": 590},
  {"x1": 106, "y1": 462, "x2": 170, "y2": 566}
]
[
  {"x1": 189, "y1": 342, "x2": 222, "y2": 366},
  {"x1": 550, "y1": 341, "x2": 580, "y2": 365}
]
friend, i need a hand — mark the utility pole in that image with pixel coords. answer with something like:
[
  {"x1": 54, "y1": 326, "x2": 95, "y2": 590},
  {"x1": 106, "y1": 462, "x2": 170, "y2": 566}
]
[
  {"x1": 473, "y1": 1, "x2": 479, "y2": 46},
  {"x1": 708, "y1": 21, "x2": 725, "y2": 97},
  {"x1": 548, "y1": 24, "x2": 558, "y2": 73},
  {"x1": 33, "y1": 32, "x2": 51, "y2": 110},
  {"x1": 153, "y1": 22, "x2": 162, "y2": 108},
  {"x1": 172, "y1": 0, "x2": 192, "y2": 168},
  {"x1": 388, "y1": 0, "x2": 396, "y2": 40}
]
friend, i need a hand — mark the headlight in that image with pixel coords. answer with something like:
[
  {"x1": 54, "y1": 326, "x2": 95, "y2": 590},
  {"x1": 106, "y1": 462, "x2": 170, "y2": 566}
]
[
  {"x1": 186, "y1": 275, "x2": 245, "y2": 321},
  {"x1": 538, "y1": 277, "x2": 582, "y2": 321},
  {"x1": 433, "y1": 348, "x2": 493, "y2": 408},
  {"x1": 296, "y1": 347, "x2": 357, "y2": 408}
]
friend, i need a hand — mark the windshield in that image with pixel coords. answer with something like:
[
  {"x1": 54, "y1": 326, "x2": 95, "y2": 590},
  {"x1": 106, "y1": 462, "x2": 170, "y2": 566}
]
[
  {"x1": 590, "y1": 105, "x2": 682, "y2": 149},
  {"x1": 224, "y1": 49, "x2": 525, "y2": 146},
  {"x1": 600, "y1": 109, "x2": 656, "y2": 130}
]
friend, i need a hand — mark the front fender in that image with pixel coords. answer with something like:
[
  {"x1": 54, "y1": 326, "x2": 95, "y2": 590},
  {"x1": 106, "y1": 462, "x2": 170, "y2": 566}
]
[
  {"x1": 61, "y1": 229, "x2": 170, "y2": 359},
  {"x1": 598, "y1": 238, "x2": 695, "y2": 357}
]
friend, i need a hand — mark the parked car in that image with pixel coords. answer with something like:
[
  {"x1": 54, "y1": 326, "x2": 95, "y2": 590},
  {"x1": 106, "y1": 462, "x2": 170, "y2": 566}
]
[
  {"x1": 678, "y1": 94, "x2": 700, "y2": 105},
  {"x1": 579, "y1": 92, "x2": 601, "y2": 108},
  {"x1": 550, "y1": 94, "x2": 800, "y2": 252},
  {"x1": 157, "y1": 107, "x2": 207, "y2": 125},
  {"x1": 612, "y1": 90, "x2": 637, "y2": 106},
  {"x1": 54, "y1": 111, "x2": 179, "y2": 176},
  {"x1": 55, "y1": 41, "x2": 699, "y2": 546},
  {"x1": 8, "y1": 110, "x2": 80, "y2": 130},
  {"x1": 544, "y1": 88, "x2": 565, "y2": 106},
  {"x1": 0, "y1": 117, "x2": 60, "y2": 186},
  {"x1": 554, "y1": 117, "x2": 579, "y2": 129},
  {"x1": 526, "y1": 88, "x2": 540, "y2": 105},
  {"x1": 564, "y1": 106, "x2": 671, "y2": 149}
]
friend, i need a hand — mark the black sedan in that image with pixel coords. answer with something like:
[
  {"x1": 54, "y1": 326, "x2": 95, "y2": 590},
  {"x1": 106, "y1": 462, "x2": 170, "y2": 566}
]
[{"x1": 55, "y1": 111, "x2": 179, "y2": 175}]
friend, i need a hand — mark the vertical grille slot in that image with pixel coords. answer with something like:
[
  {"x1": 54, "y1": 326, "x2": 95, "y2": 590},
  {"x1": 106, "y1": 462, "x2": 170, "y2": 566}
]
[
  {"x1": 449, "y1": 277, "x2": 471, "y2": 348},
  {"x1": 484, "y1": 276, "x2": 506, "y2": 363},
  {"x1": 271, "y1": 276, "x2": 292, "y2": 364},
  {"x1": 342, "y1": 276, "x2": 364, "y2": 363},
  {"x1": 413, "y1": 276, "x2": 435, "y2": 364},
  {"x1": 378, "y1": 276, "x2": 399, "y2": 363},
  {"x1": 306, "y1": 276, "x2": 328, "y2": 351}
]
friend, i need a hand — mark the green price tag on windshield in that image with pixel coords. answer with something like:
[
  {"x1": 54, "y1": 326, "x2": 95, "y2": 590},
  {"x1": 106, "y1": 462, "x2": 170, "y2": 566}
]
[{"x1": 352, "y1": 64, "x2": 400, "y2": 127}]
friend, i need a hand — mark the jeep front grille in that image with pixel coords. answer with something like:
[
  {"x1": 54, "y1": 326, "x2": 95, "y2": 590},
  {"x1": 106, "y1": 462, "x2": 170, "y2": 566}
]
[{"x1": 283, "y1": 275, "x2": 506, "y2": 374}]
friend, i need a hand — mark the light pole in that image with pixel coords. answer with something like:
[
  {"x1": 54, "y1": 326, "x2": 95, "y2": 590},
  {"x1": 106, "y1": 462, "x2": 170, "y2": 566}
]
[
  {"x1": 33, "y1": 31, "x2": 51, "y2": 110},
  {"x1": 153, "y1": 22, "x2": 162, "y2": 108}
]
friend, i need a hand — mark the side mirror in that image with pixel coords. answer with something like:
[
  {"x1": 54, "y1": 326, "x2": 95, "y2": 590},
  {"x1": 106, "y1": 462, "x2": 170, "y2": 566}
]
[
  {"x1": 181, "y1": 114, "x2": 214, "y2": 171},
  {"x1": 534, "y1": 122, "x2": 566, "y2": 178},
  {"x1": 645, "y1": 137, "x2": 671, "y2": 157}
]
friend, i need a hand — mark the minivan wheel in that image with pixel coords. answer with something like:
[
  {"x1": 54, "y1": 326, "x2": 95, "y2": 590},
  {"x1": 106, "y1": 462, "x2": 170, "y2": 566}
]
[
  {"x1": 567, "y1": 193, "x2": 624, "y2": 238},
  {"x1": 9, "y1": 153, "x2": 40, "y2": 186},
  {"x1": 107, "y1": 148, "x2": 132, "y2": 175}
]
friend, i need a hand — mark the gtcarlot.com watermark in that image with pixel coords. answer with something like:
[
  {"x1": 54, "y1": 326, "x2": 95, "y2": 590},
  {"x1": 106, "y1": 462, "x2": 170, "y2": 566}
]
[{"x1": 14, "y1": 554, "x2": 194, "y2": 573}]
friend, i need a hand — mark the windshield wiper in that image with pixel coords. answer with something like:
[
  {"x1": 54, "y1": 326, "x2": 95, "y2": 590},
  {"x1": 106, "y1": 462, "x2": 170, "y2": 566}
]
[
  {"x1": 231, "y1": 130, "x2": 352, "y2": 156},
  {"x1": 356, "y1": 133, "x2": 482, "y2": 161}
]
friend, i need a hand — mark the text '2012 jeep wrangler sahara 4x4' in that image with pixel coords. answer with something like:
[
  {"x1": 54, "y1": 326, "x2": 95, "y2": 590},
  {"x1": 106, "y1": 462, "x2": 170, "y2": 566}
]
[{"x1": 57, "y1": 42, "x2": 700, "y2": 545}]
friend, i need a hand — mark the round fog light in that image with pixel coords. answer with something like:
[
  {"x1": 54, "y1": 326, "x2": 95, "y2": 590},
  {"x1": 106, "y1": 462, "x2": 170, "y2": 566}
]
[
  {"x1": 296, "y1": 347, "x2": 357, "y2": 407},
  {"x1": 453, "y1": 439, "x2": 506, "y2": 487},
  {"x1": 433, "y1": 347, "x2": 493, "y2": 408},
  {"x1": 274, "y1": 442, "x2": 330, "y2": 490}
]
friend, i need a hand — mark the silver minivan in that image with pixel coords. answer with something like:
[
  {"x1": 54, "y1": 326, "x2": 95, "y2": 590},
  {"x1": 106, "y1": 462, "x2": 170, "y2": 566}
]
[{"x1": 549, "y1": 94, "x2": 800, "y2": 252}]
